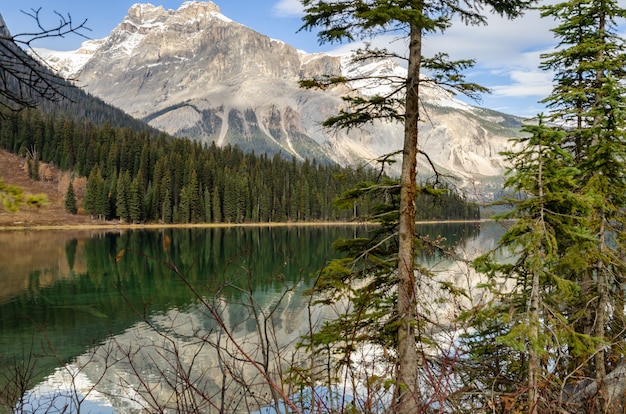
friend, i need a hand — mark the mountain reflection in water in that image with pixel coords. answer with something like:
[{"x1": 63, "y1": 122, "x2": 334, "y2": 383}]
[{"x1": 0, "y1": 223, "x2": 498, "y2": 412}]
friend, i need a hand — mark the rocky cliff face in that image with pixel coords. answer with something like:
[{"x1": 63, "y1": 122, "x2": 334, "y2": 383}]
[{"x1": 36, "y1": 1, "x2": 523, "y2": 197}]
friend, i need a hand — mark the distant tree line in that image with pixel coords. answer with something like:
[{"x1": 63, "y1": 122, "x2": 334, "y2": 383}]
[{"x1": 0, "y1": 108, "x2": 479, "y2": 223}]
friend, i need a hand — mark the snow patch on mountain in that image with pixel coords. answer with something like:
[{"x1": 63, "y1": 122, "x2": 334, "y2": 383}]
[
  {"x1": 34, "y1": 38, "x2": 104, "y2": 79},
  {"x1": 114, "y1": 32, "x2": 146, "y2": 56}
]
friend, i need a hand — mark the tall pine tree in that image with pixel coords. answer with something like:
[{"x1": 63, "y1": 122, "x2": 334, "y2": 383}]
[
  {"x1": 470, "y1": 0, "x2": 626, "y2": 412},
  {"x1": 65, "y1": 179, "x2": 77, "y2": 214},
  {"x1": 541, "y1": 0, "x2": 626, "y2": 410},
  {"x1": 299, "y1": 0, "x2": 533, "y2": 411},
  {"x1": 466, "y1": 119, "x2": 597, "y2": 413},
  {"x1": 84, "y1": 165, "x2": 107, "y2": 220}
]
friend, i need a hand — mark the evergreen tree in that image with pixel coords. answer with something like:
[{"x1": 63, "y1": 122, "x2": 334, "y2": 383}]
[
  {"x1": 470, "y1": 0, "x2": 626, "y2": 411},
  {"x1": 178, "y1": 186, "x2": 191, "y2": 223},
  {"x1": 222, "y1": 172, "x2": 238, "y2": 223},
  {"x1": 105, "y1": 173, "x2": 116, "y2": 220},
  {"x1": 129, "y1": 171, "x2": 145, "y2": 223},
  {"x1": 84, "y1": 165, "x2": 107, "y2": 220},
  {"x1": 162, "y1": 188, "x2": 173, "y2": 224},
  {"x1": 151, "y1": 156, "x2": 166, "y2": 220},
  {"x1": 116, "y1": 170, "x2": 131, "y2": 222},
  {"x1": 299, "y1": 0, "x2": 533, "y2": 411},
  {"x1": 64, "y1": 179, "x2": 78, "y2": 214},
  {"x1": 160, "y1": 173, "x2": 172, "y2": 223},
  {"x1": 541, "y1": 0, "x2": 626, "y2": 410},
  {"x1": 60, "y1": 119, "x2": 75, "y2": 170},
  {"x1": 187, "y1": 169, "x2": 201, "y2": 222},
  {"x1": 212, "y1": 185, "x2": 222, "y2": 223},
  {"x1": 466, "y1": 119, "x2": 597, "y2": 412},
  {"x1": 203, "y1": 186, "x2": 212, "y2": 222},
  {"x1": 144, "y1": 181, "x2": 154, "y2": 222}
]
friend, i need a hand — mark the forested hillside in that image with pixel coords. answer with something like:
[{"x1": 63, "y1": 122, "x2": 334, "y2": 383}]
[{"x1": 0, "y1": 108, "x2": 480, "y2": 224}]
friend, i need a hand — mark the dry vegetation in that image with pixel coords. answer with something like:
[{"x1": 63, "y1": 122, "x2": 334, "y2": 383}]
[{"x1": 0, "y1": 149, "x2": 98, "y2": 228}]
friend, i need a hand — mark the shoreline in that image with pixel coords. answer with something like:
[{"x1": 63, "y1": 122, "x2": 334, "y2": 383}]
[{"x1": 0, "y1": 218, "x2": 489, "y2": 232}]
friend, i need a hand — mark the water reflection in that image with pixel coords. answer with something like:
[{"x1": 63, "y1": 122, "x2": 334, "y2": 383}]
[{"x1": 0, "y1": 223, "x2": 501, "y2": 412}]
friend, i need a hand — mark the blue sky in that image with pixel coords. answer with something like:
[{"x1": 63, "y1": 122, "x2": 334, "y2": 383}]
[{"x1": 0, "y1": 0, "x2": 607, "y2": 117}]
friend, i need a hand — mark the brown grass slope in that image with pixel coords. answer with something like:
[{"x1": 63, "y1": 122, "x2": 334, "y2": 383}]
[{"x1": 0, "y1": 149, "x2": 98, "y2": 228}]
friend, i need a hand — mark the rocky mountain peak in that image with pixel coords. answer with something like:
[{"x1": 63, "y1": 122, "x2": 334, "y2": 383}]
[
  {"x1": 178, "y1": 1, "x2": 222, "y2": 17},
  {"x1": 126, "y1": 4, "x2": 168, "y2": 26},
  {"x1": 33, "y1": 1, "x2": 523, "y2": 198},
  {"x1": 120, "y1": 1, "x2": 227, "y2": 36}
]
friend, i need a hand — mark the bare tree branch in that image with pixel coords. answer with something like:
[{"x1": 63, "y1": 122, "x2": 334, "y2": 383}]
[{"x1": 0, "y1": 8, "x2": 90, "y2": 111}]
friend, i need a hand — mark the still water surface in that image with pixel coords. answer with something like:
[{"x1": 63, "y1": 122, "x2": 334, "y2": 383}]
[{"x1": 0, "y1": 222, "x2": 503, "y2": 412}]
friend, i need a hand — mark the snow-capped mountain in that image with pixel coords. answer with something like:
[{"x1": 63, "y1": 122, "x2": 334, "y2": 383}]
[{"x1": 36, "y1": 1, "x2": 523, "y2": 196}]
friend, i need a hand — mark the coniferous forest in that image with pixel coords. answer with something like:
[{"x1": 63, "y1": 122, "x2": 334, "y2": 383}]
[{"x1": 0, "y1": 108, "x2": 480, "y2": 224}]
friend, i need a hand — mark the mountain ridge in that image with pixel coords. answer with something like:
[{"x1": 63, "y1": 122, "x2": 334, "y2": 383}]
[{"x1": 35, "y1": 0, "x2": 523, "y2": 197}]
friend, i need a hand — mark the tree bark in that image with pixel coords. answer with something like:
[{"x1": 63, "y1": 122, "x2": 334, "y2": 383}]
[
  {"x1": 528, "y1": 145, "x2": 544, "y2": 414},
  {"x1": 395, "y1": 21, "x2": 422, "y2": 413},
  {"x1": 596, "y1": 220, "x2": 608, "y2": 412},
  {"x1": 593, "y1": 9, "x2": 608, "y2": 412}
]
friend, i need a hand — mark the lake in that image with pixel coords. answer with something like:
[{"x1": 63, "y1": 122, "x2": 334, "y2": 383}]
[{"x1": 0, "y1": 222, "x2": 504, "y2": 413}]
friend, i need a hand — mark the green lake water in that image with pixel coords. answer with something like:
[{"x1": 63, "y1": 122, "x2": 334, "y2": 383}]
[{"x1": 0, "y1": 222, "x2": 499, "y2": 413}]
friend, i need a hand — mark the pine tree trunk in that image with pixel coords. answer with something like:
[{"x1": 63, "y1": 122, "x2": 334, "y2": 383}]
[
  {"x1": 395, "y1": 22, "x2": 422, "y2": 414},
  {"x1": 596, "y1": 219, "x2": 608, "y2": 412},
  {"x1": 594, "y1": 10, "x2": 608, "y2": 412},
  {"x1": 528, "y1": 269, "x2": 540, "y2": 414},
  {"x1": 528, "y1": 145, "x2": 544, "y2": 414}
]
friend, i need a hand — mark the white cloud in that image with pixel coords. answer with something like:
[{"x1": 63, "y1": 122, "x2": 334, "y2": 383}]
[
  {"x1": 272, "y1": 0, "x2": 304, "y2": 17},
  {"x1": 425, "y1": 8, "x2": 556, "y2": 67},
  {"x1": 325, "y1": 7, "x2": 557, "y2": 66},
  {"x1": 491, "y1": 70, "x2": 553, "y2": 97}
]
